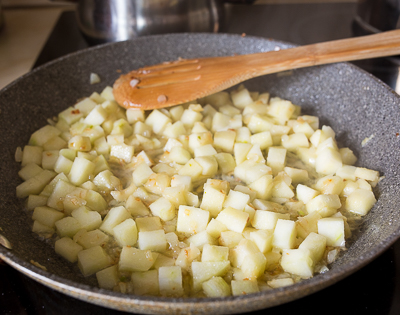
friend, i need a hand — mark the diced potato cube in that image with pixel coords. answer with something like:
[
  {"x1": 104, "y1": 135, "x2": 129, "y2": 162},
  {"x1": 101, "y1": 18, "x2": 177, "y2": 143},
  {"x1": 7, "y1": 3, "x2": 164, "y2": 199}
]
[
  {"x1": 200, "y1": 184, "x2": 226, "y2": 218},
  {"x1": 177, "y1": 205, "x2": 210, "y2": 234},
  {"x1": 298, "y1": 232, "x2": 327, "y2": 264},
  {"x1": 223, "y1": 189, "x2": 250, "y2": 211},
  {"x1": 135, "y1": 216, "x2": 162, "y2": 232},
  {"x1": 169, "y1": 146, "x2": 191, "y2": 164},
  {"x1": 315, "y1": 147, "x2": 342, "y2": 175},
  {"x1": 76, "y1": 229, "x2": 109, "y2": 249},
  {"x1": 125, "y1": 195, "x2": 151, "y2": 216},
  {"x1": 69, "y1": 157, "x2": 95, "y2": 186},
  {"x1": 231, "y1": 280, "x2": 259, "y2": 295},
  {"x1": 187, "y1": 230, "x2": 217, "y2": 250},
  {"x1": 149, "y1": 197, "x2": 176, "y2": 221},
  {"x1": 296, "y1": 211, "x2": 322, "y2": 239},
  {"x1": 249, "y1": 229, "x2": 274, "y2": 253},
  {"x1": 317, "y1": 217, "x2": 345, "y2": 247},
  {"x1": 345, "y1": 188, "x2": 376, "y2": 216},
  {"x1": 145, "y1": 109, "x2": 172, "y2": 134},
  {"x1": 110, "y1": 143, "x2": 134, "y2": 163},
  {"x1": 201, "y1": 244, "x2": 229, "y2": 262},
  {"x1": 138, "y1": 229, "x2": 167, "y2": 252},
  {"x1": 202, "y1": 277, "x2": 231, "y2": 298},
  {"x1": 32, "y1": 206, "x2": 64, "y2": 228},
  {"x1": 77, "y1": 245, "x2": 112, "y2": 276},
  {"x1": 213, "y1": 130, "x2": 236, "y2": 153},
  {"x1": 194, "y1": 144, "x2": 217, "y2": 157},
  {"x1": 71, "y1": 206, "x2": 102, "y2": 231},
  {"x1": 354, "y1": 167, "x2": 380, "y2": 182},
  {"x1": 251, "y1": 210, "x2": 289, "y2": 230},
  {"x1": 21, "y1": 145, "x2": 43, "y2": 166},
  {"x1": 55, "y1": 216, "x2": 81, "y2": 238},
  {"x1": 191, "y1": 261, "x2": 230, "y2": 292},
  {"x1": 158, "y1": 266, "x2": 184, "y2": 296},
  {"x1": 281, "y1": 248, "x2": 314, "y2": 278},
  {"x1": 284, "y1": 167, "x2": 309, "y2": 184},
  {"x1": 214, "y1": 152, "x2": 236, "y2": 174},
  {"x1": 119, "y1": 246, "x2": 157, "y2": 272},
  {"x1": 18, "y1": 163, "x2": 43, "y2": 181},
  {"x1": 132, "y1": 163, "x2": 154, "y2": 186},
  {"x1": 268, "y1": 278, "x2": 294, "y2": 288},
  {"x1": 296, "y1": 184, "x2": 319, "y2": 204},
  {"x1": 55, "y1": 237, "x2": 83, "y2": 263},
  {"x1": 216, "y1": 207, "x2": 249, "y2": 234},
  {"x1": 113, "y1": 218, "x2": 138, "y2": 247},
  {"x1": 178, "y1": 159, "x2": 203, "y2": 180},
  {"x1": 131, "y1": 270, "x2": 159, "y2": 296},
  {"x1": 175, "y1": 244, "x2": 201, "y2": 270},
  {"x1": 219, "y1": 230, "x2": 244, "y2": 248},
  {"x1": 273, "y1": 219, "x2": 297, "y2": 250},
  {"x1": 206, "y1": 218, "x2": 227, "y2": 238},
  {"x1": 96, "y1": 265, "x2": 119, "y2": 290},
  {"x1": 194, "y1": 156, "x2": 218, "y2": 176},
  {"x1": 100, "y1": 206, "x2": 131, "y2": 235}
]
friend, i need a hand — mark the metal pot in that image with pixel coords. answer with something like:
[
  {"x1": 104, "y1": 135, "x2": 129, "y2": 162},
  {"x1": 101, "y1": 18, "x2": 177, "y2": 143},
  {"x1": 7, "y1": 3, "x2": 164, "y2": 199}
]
[
  {"x1": 61, "y1": 0, "x2": 255, "y2": 45},
  {"x1": 1, "y1": 33, "x2": 400, "y2": 314},
  {"x1": 355, "y1": 0, "x2": 400, "y2": 34}
]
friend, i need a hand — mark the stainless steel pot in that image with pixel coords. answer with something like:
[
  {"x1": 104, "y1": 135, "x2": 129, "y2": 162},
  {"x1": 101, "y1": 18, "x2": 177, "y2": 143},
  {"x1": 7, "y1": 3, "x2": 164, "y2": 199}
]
[
  {"x1": 61, "y1": 0, "x2": 254, "y2": 45},
  {"x1": 355, "y1": 0, "x2": 400, "y2": 34}
]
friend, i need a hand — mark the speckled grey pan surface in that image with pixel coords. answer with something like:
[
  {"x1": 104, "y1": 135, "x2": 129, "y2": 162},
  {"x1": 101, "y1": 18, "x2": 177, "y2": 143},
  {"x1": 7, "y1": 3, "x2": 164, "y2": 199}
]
[{"x1": 1, "y1": 33, "x2": 400, "y2": 314}]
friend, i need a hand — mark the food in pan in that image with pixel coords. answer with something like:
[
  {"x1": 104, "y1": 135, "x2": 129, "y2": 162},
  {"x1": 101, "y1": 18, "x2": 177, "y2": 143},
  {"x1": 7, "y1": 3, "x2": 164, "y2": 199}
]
[{"x1": 15, "y1": 85, "x2": 379, "y2": 297}]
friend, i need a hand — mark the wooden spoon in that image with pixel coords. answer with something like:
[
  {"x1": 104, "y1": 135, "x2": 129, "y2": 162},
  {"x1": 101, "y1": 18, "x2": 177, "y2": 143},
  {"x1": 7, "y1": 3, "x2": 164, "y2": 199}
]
[{"x1": 113, "y1": 29, "x2": 400, "y2": 110}]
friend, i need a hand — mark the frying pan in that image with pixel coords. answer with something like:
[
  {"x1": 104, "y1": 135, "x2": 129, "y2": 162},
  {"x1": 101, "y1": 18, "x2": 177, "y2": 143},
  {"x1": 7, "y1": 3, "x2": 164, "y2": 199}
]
[{"x1": 1, "y1": 33, "x2": 400, "y2": 314}]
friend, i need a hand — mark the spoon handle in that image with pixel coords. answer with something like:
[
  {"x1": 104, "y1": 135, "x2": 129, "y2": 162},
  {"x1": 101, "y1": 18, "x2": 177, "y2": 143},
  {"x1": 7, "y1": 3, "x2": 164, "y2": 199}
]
[{"x1": 239, "y1": 29, "x2": 400, "y2": 76}]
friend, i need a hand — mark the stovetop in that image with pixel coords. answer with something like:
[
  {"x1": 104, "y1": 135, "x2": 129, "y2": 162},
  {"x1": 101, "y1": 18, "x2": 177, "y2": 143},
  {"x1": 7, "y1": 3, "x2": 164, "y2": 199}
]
[{"x1": 2, "y1": 3, "x2": 400, "y2": 314}]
